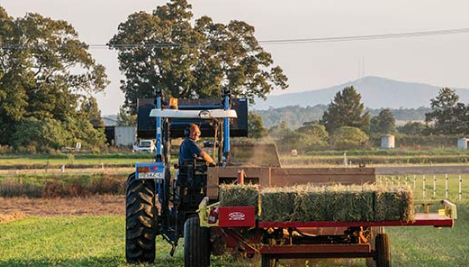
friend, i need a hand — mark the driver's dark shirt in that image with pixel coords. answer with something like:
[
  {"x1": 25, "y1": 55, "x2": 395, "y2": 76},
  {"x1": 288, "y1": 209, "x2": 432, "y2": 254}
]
[{"x1": 178, "y1": 137, "x2": 202, "y2": 166}]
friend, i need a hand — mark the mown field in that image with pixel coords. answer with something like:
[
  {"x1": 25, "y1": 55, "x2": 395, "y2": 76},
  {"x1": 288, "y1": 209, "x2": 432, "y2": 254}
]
[
  {"x1": 1, "y1": 149, "x2": 468, "y2": 266},
  {"x1": 0, "y1": 201, "x2": 467, "y2": 267}
]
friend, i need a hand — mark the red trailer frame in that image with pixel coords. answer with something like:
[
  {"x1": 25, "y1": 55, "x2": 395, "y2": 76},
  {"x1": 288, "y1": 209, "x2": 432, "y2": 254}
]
[{"x1": 199, "y1": 199, "x2": 456, "y2": 267}]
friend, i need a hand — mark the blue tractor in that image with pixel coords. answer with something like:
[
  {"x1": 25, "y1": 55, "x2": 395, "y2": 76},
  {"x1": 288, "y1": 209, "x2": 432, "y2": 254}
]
[{"x1": 125, "y1": 87, "x2": 248, "y2": 266}]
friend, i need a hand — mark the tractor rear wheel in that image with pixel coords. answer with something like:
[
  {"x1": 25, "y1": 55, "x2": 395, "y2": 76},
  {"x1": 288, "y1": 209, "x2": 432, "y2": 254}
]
[
  {"x1": 125, "y1": 173, "x2": 158, "y2": 264},
  {"x1": 375, "y1": 233, "x2": 391, "y2": 267},
  {"x1": 184, "y1": 216, "x2": 210, "y2": 267}
]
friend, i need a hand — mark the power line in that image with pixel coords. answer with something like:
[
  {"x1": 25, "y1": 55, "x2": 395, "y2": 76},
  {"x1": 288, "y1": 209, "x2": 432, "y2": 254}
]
[
  {"x1": 2, "y1": 27, "x2": 469, "y2": 50},
  {"x1": 258, "y1": 28, "x2": 469, "y2": 45}
]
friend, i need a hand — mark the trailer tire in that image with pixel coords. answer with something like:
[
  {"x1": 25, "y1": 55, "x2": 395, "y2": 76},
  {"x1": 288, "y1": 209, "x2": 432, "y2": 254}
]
[
  {"x1": 184, "y1": 216, "x2": 210, "y2": 267},
  {"x1": 261, "y1": 255, "x2": 276, "y2": 267},
  {"x1": 366, "y1": 226, "x2": 384, "y2": 267},
  {"x1": 375, "y1": 233, "x2": 391, "y2": 267},
  {"x1": 125, "y1": 173, "x2": 157, "y2": 264}
]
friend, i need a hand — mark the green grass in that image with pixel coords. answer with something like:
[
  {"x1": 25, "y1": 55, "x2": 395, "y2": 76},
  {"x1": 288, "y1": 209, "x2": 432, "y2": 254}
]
[{"x1": 1, "y1": 201, "x2": 468, "y2": 267}]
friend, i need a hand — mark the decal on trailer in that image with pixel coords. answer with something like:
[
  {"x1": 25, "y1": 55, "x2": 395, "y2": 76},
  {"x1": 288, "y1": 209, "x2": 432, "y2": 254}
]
[
  {"x1": 218, "y1": 206, "x2": 255, "y2": 227},
  {"x1": 228, "y1": 212, "x2": 246, "y2": 221}
]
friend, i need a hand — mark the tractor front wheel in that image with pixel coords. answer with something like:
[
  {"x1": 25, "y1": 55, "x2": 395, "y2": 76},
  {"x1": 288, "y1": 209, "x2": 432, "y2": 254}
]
[
  {"x1": 184, "y1": 216, "x2": 210, "y2": 267},
  {"x1": 125, "y1": 173, "x2": 158, "y2": 264}
]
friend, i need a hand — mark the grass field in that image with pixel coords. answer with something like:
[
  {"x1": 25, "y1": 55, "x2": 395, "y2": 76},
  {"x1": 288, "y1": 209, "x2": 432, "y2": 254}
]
[
  {"x1": 0, "y1": 201, "x2": 467, "y2": 267},
  {"x1": 2, "y1": 148, "x2": 469, "y2": 167}
]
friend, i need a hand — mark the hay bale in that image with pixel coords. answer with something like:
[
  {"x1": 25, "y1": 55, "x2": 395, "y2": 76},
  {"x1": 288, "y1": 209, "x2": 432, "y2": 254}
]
[
  {"x1": 260, "y1": 186, "x2": 298, "y2": 221},
  {"x1": 360, "y1": 184, "x2": 377, "y2": 222},
  {"x1": 399, "y1": 186, "x2": 415, "y2": 222},
  {"x1": 331, "y1": 185, "x2": 366, "y2": 222},
  {"x1": 219, "y1": 184, "x2": 259, "y2": 214},
  {"x1": 292, "y1": 185, "x2": 332, "y2": 222},
  {"x1": 374, "y1": 185, "x2": 414, "y2": 222}
]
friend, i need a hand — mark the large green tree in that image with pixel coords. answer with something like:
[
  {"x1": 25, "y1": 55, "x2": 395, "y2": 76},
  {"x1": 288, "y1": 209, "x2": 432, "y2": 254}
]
[
  {"x1": 109, "y1": 0, "x2": 288, "y2": 113},
  {"x1": 117, "y1": 106, "x2": 137, "y2": 126},
  {"x1": 397, "y1": 121, "x2": 426, "y2": 135},
  {"x1": 425, "y1": 88, "x2": 468, "y2": 135},
  {"x1": 370, "y1": 108, "x2": 396, "y2": 134},
  {"x1": 320, "y1": 86, "x2": 370, "y2": 133},
  {"x1": 79, "y1": 96, "x2": 104, "y2": 128},
  {"x1": 0, "y1": 7, "x2": 109, "y2": 150},
  {"x1": 248, "y1": 112, "x2": 267, "y2": 139}
]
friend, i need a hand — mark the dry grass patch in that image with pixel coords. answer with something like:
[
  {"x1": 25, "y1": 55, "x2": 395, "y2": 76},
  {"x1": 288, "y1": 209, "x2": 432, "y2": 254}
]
[{"x1": 0, "y1": 211, "x2": 27, "y2": 223}]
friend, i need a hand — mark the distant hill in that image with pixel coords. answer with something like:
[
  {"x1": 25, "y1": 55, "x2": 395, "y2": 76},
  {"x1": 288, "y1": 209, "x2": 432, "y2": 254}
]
[{"x1": 254, "y1": 76, "x2": 469, "y2": 110}]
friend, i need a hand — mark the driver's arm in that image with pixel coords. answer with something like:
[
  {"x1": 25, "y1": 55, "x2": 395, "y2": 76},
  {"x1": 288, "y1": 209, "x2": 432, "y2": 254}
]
[{"x1": 200, "y1": 151, "x2": 215, "y2": 165}]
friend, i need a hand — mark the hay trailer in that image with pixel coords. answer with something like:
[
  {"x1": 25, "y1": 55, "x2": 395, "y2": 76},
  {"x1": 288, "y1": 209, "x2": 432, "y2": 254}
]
[{"x1": 198, "y1": 167, "x2": 457, "y2": 267}]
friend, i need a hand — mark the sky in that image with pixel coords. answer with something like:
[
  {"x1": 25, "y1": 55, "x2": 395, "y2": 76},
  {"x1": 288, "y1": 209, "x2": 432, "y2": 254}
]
[{"x1": 2, "y1": 0, "x2": 469, "y2": 115}]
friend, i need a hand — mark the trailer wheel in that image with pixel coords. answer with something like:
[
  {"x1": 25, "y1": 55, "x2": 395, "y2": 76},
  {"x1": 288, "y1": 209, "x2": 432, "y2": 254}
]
[
  {"x1": 125, "y1": 173, "x2": 157, "y2": 264},
  {"x1": 366, "y1": 227, "x2": 384, "y2": 267},
  {"x1": 375, "y1": 233, "x2": 391, "y2": 267},
  {"x1": 261, "y1": 255, "x2": 276, "y2": 267},
  {"x1": 184, "y1": 216, "x2": 210, "y2": 267}
]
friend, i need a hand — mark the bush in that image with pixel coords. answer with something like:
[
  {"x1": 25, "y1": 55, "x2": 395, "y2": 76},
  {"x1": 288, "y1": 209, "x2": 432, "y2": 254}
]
[
  {"x1": 331, "y1": 126, "x2": 369, "y2": 150},
  {"x1": 0, "y1": 145, "x2": 12, "y2": 155},
  {"x1": 9, "y1": 117, "x2": 106, "y2": 153},
  {"x1": 0, "y1": 174, "x2": 125, "y2": 198}
]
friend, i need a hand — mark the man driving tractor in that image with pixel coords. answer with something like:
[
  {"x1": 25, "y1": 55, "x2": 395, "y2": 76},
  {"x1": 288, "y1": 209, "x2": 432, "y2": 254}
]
[{"x1": 178, "y1": 123, "x2": 215, "y2": 166}]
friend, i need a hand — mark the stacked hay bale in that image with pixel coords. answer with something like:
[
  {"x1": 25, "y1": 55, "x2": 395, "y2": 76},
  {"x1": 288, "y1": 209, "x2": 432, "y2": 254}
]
[
  {"x1": 219, "y1": 184, "x2": 260, "y2": 214},
  {"x1": 219, "y1": 183, "x2": 414, "y2": 222},
  {"x1": 374, "y1": 185, "x2": 414, "y2": 222},
  {"x1": 292, "y1": 185, "x2": 332, "y2": 221},
  {"x1": 260, "y1": 186, "x2": 298, "y2": 221}
]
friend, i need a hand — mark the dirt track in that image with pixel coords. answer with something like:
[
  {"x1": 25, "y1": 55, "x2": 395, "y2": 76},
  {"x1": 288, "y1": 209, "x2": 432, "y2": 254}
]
[{"x1": 0, "y1": 195, "x2": 125, "y2": 217}]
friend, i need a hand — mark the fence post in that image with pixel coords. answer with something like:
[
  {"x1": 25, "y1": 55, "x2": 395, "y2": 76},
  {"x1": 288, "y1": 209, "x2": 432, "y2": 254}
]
[
  {"x1": 423, "y1": 175, "x2": 426, "y2": 199},
  {"x1": 398, "y1": 176, "x2": 401, "y2": 187},
  {"x1": 413, "y1": 175, "x2": 416, "y2": 190},
  {"x1": 433, "y1": 175, "x2": 436, "y2": 198},
  {"x1": 459, "y1": 175, "x2": 462, "y2": 201},
  {"x1": 405, "y1": 176, "x2": 409, "y2": 186},
  {"x1": 445, "y1": 174, "x2": 448, "y2": 200},
  {"x1": 385, "y1": 177, "x2": 388, "y2": 187}
]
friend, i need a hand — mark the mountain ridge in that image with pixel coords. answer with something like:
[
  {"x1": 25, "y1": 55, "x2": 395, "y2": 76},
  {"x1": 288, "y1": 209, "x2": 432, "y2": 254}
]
[{"x1": 254, "y1": 76, "x2": 469, "y2": 110}]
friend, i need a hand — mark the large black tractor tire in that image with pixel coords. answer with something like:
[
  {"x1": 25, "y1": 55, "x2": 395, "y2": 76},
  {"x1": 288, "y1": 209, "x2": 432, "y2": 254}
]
[
  {"x1": 184, "y1": 216, "x2": 210, "y2": 267},
  {"x1": 375, "y1": 233, "x2": 391, "y2": 267},
  {"x1": 125, "y1": 173, "x2": 158, "y2": 264},
  {"x1": 261, "y1": 255, "x2": 276, "y2": 267}
]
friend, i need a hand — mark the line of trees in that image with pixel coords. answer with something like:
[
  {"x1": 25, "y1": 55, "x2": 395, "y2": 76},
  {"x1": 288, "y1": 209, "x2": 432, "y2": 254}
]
[{"x1": 260, "y1": 86, "x2": 469, "y2": 152}]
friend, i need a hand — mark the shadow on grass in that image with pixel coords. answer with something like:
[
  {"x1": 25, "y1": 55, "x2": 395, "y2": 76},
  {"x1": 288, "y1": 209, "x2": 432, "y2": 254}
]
[{"x1": 0, "y1": 256, "x2": 185, "y2": 267}]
